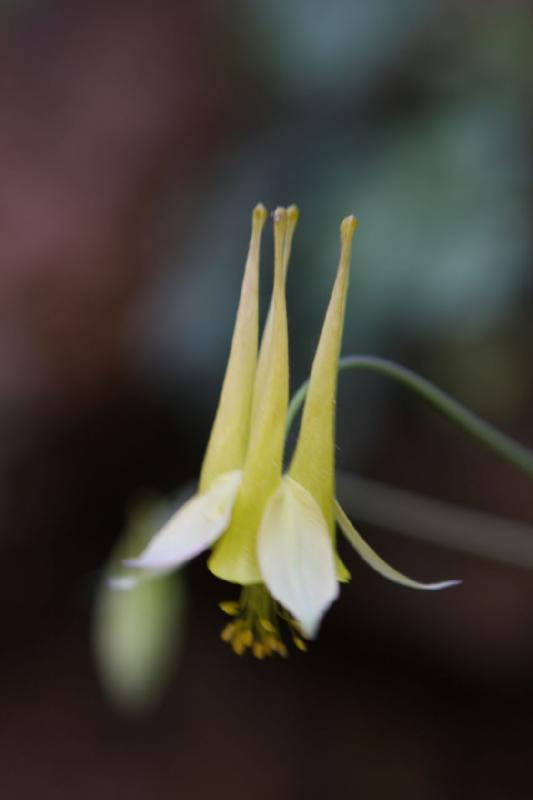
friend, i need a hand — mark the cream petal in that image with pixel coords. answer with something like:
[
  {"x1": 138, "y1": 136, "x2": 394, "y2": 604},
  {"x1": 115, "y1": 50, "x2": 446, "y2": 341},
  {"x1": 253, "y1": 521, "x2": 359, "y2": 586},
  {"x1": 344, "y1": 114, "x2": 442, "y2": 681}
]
[
  {"x1": 124, "y1": 471, "x2": 242, "y2": 573},
  {"x1": 335, "y1": 500, "x2": 461, "y2": 591},
  {"x1": 257, "y1": 477, "x2": 339, "y2": 638}
]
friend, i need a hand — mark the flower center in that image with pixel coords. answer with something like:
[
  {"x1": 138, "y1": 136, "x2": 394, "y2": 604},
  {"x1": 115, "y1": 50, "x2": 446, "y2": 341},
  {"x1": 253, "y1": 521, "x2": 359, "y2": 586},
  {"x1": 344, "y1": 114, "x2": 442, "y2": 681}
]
[{"x1": 219, "y1": 585, "x2": 307, "y2": 658}]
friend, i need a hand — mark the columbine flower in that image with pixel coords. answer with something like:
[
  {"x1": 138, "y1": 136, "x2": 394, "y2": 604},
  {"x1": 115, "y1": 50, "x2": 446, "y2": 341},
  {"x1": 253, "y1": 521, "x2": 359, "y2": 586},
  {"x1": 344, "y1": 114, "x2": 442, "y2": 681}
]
[{"x1": 120, "y1": 205, "x2": 458, "y2": 659}]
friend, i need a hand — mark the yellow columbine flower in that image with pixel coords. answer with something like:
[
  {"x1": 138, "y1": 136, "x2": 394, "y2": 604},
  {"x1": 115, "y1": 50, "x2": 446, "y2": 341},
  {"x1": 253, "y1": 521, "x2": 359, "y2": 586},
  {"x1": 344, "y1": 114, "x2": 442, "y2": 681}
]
[{"x1": 121, "y1": 205, "x2": 458, "y2": 658}]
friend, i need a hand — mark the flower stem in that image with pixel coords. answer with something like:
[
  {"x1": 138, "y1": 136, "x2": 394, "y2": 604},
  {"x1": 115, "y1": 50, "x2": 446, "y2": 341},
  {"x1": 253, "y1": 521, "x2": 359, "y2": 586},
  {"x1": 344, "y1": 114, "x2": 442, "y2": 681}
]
[{"x1": 286, "y1": 355, "x2": 533, "y2": 480}]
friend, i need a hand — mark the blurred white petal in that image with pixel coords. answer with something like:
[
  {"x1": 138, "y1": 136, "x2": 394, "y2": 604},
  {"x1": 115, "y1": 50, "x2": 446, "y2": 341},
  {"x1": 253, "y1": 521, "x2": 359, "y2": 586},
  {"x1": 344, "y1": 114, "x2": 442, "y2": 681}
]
[{"x1": 94, "y1": 571, "x2": 186, "y2": 712}]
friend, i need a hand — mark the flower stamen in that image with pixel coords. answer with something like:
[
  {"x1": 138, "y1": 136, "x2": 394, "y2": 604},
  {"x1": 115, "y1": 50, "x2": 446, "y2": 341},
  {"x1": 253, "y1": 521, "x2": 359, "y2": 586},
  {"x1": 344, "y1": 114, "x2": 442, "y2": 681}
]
[
  {"x1": 219, "y1": 600, "x2": 240, "y2": 616},
  {"x1": 219, "y1": 585, "x2": 306, "y2": 658}
]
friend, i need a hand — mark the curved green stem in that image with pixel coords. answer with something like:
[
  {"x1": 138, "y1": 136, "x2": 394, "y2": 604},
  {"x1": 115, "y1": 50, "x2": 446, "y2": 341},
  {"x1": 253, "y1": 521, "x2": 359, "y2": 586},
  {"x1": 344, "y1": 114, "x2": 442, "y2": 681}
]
[{"x1": 286, "y1": 355, "x2": 533, "y2": 480}]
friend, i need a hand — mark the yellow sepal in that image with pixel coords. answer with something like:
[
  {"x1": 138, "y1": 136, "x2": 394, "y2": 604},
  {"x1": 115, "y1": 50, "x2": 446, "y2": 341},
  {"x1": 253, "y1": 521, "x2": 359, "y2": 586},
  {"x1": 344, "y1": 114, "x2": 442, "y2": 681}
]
[
  {"x1": 336, "y1": 554, "x2": 351, "y2": 583},
  {"x1": 199, "y1": 204, "x2": 267, "y2": 492},
  {"x1": 288, "y1": 216, "x2": 357, "y2": 532},
  {"x1": 252, "y1": 204, "x2": 298, "y2": 428},
  {"x1": 209, "y1": 208, "x2": 290, "y2": 583}
]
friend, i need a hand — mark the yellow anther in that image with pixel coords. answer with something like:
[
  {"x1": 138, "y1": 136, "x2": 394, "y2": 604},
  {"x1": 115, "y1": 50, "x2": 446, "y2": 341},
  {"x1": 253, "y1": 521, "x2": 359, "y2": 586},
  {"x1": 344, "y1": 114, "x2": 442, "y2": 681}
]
[
  {"x1": 232, "y1": 638, "x2": 246, "y2": 656},
  {"x1": 260, "y1": 618, "x2": 276, "y2": 634},
  {"x1": 219, "y1": 585, "x2": 311, "y2": 659},
  {"x1": 291, "y1": 619, "x2": 305, "y2": 636},
  {"x1": 253, "y1": 642, "x2": 266, "y2": 659},
  {"x1": 219, "y1": 601, "x2": 240, "y2": 616},
  {"x1": 265, "y1": 635, "x2": 287, "y2": 658},
  {"x1": 221, "y1": 622, "x2": 237, "y2": 642},
  {"x1": 293, "y1": 635, "x2": 307, "y2": 652},
  {"x1": 275, "y1": 641, "x2": 288, "y2": 658}
]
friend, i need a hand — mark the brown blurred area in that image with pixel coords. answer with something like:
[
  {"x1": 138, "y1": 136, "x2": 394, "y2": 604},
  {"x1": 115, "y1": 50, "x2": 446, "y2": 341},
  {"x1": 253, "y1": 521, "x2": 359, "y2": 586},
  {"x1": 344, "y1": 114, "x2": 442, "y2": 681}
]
[
  {"x1": 0, "y1": 1, "x2": 216, "y2": 570},
  {"x1": 0, "y1": 3, "x2": 219, "y2": 794},
  {"x1": 2, "y1": 1, "x2": 533, "y2": 798}
]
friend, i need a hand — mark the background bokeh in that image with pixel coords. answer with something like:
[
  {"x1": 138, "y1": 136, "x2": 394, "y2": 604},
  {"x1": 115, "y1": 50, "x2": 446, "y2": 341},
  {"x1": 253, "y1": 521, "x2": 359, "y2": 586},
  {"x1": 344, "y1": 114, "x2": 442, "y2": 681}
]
[{"x1": 2, "y1": 0, "x2": 533, "y2": 797}]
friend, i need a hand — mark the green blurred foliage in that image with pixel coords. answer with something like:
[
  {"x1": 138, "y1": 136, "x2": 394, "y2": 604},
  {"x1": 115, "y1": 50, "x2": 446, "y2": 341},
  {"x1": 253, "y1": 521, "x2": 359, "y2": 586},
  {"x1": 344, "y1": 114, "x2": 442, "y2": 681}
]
[{"x1": 93, "y1": 497, "x2": 188, "y2": 713}]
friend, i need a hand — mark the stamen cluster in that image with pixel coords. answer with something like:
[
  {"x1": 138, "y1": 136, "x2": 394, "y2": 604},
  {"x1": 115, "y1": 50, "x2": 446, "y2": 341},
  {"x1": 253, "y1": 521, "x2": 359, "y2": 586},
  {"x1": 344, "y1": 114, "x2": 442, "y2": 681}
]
[{"x1": 220, "y1": 585, "x2": 307, "y2": 658}]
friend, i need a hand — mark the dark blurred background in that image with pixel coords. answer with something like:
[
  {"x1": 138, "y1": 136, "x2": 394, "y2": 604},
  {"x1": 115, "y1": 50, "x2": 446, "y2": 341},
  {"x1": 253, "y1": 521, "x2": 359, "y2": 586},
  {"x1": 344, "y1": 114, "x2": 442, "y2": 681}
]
[{"x1": 2, "y1": 0, "x2": 533, "y2": 797}]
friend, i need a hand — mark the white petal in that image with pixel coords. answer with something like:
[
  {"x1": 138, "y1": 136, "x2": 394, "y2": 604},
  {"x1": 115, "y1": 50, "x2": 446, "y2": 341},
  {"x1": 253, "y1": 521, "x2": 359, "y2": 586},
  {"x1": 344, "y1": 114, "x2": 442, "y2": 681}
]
[
  {"x1": 335, "y1": 501, "x2": 461, "y2": 591},
  {"x1": 257, "y1": 477, "x2": 339, "y2": 638},
  {"x1": 124, "y1": 471, "x2": 242, "y2": 573}
]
